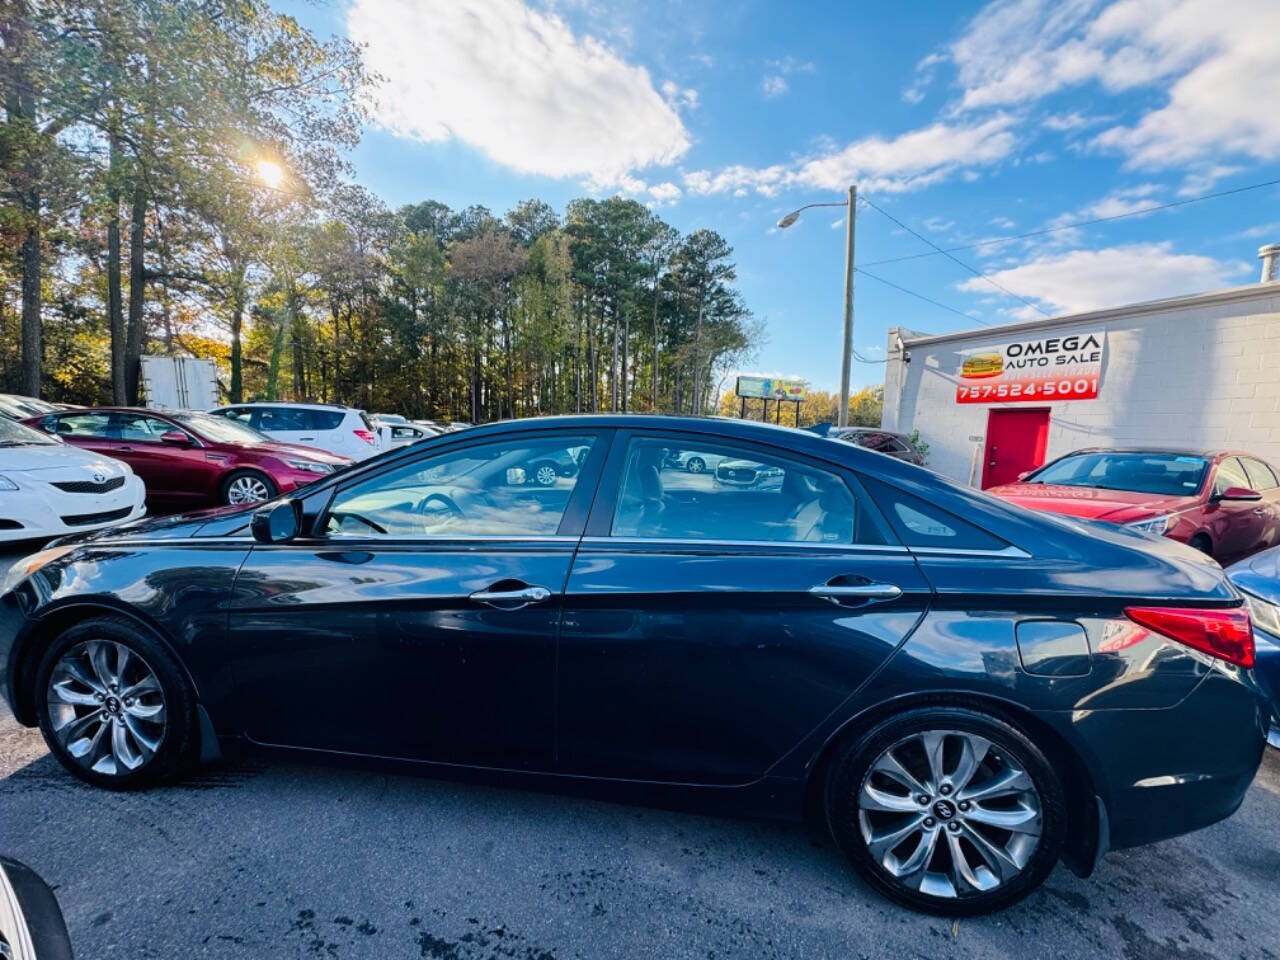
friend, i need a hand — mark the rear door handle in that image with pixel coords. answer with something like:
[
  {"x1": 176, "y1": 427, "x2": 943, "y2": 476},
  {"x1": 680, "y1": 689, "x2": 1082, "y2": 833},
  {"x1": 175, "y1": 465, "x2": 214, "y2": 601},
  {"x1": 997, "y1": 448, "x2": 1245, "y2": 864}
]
[
  {"x1": 809, "y1": 582, "x2": 903, "y2": 603},
  {"x1": 469, "y1": 584, "x2": 552, "y2": 607},
  {"x1": 298, "y1": 436, "x2": 316, "y2": 441}
]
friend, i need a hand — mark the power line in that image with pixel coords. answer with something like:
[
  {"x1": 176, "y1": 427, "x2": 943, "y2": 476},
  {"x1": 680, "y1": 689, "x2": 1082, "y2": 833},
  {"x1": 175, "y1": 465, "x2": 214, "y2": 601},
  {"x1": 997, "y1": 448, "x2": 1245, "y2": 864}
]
[
  {"x1": 861, "y1": 196, "x2": 1052, "y2": 318},
  {"x1": 858, "y1": 175, "x2": 1280, "y2": 268},
  {"x1": 854, "y1": 265, "x2": 990, "y2": 326}
]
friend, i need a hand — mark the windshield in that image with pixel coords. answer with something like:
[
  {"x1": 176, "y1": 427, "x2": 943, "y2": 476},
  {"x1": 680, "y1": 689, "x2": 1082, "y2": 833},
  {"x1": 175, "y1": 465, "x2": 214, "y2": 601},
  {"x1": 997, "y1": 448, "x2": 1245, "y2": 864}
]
[
  {"x1": 0, "y1": 417, "x2": 60, "y2": 446},
  {"x1": 1027, "y1": 452, "x2": 1209, "y2": 497},
  {"x1": 175, "y1": 412, "x2": 272, "y2": 445}
]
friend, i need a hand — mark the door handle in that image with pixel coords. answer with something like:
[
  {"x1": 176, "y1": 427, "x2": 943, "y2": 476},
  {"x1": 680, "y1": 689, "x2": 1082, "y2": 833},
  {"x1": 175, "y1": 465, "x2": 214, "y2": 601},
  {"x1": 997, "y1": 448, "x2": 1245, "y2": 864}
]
[
  {"x1": 809, "y1": 582, "x2": 903, "y2": 603},
  {"x1": 298, "y1": 436, "x2": 316, "y2": 441},
  {"x1": 469, "y1": 584, "x2": 552, "y2": 606}
]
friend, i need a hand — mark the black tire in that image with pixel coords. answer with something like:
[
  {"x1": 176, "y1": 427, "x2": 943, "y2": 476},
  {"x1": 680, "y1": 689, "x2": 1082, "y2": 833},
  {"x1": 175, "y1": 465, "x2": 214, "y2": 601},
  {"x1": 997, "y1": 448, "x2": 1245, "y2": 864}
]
[
  {"x1": 1189, "y1": 533, "x2": 1213, "y2": 556},
  {"x1": 686, "y1": 456, "x2": 706, "y2": 474},
  {"x1": 825, "y1": 706, "x2": 1066, "y2": 916},
  {"x1": 529, "y1": 460, "x2": 558, "y2": 487},
  {"x1": 219, "y1": 469, "x2": 277, "y2": 505},
  {"x1": 34, "y1": 615, "x2": 198, "y2": 790}
]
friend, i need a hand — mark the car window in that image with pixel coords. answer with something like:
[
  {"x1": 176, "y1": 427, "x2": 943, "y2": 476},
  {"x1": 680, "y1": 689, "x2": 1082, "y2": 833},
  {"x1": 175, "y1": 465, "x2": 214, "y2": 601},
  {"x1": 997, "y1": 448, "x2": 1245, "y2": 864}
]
[
  {"x1": 1030, "y1": 451, "x2": 1208, "y2": 496},
  {"x1": 613, "y1": 436, "x2": 887, "y2": 545},
  {"x1": 217, "y1": 407, "x2": 254, "y2": 425},
  {"x1": 114, "y1": 413, "x2": 181, "y2": 442},
  {"x1": 52, "y1": 412, "x2": 113, "y2": 438},
  {"x1": 1240, "y1": 457, "x2": 1278, "y2": 491},
  {"x1": 305, "y1": 409, "x2": 346, "y2": 431},
  {"x1": 861, "y1": 476, "x2": 1009, "y2": 551},
  {"x1": 1214, "y1": 457, "x2": 1251, "y2": 495},
  {"x1": 258, "y1": 407, "x2": 310, "y2": 431},
  {"x1": 324, "y1": 435, "x2": 596, "y2": 539}
]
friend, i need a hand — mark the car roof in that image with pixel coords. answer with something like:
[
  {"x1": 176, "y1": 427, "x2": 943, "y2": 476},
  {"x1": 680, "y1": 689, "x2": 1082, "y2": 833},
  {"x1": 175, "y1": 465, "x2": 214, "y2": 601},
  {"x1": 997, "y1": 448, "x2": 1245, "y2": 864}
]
[{"x1": 211, "y1": 401, "x2": 355, "y2": 410}]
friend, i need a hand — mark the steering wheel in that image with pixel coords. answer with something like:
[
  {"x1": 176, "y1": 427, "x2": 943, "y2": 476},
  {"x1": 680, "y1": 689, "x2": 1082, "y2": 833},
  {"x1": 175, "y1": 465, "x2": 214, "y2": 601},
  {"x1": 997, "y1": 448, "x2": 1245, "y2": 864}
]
[{"x1": 418, "y1": 492, "x2": 464, "y2": 527}]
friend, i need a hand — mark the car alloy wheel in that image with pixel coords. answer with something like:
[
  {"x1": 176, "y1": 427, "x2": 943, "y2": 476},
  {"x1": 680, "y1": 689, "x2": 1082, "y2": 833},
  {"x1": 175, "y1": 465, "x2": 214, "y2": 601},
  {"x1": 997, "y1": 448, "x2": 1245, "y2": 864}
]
[
  {"x1": 226, "y1": 475, "x2": 271, "y2": 504},
  {"x1": 45, "y1": 639, "x2": 167, "y2": 777},
  {"x1": 534, "y1": 464, "x2": 558, "y2": 486},
  {"x1": 686, "y1": 457, "x2": 705, "y2": 473},
  {"x1": 856, "y1": 730, "x2": 1042, "y2": 900}
]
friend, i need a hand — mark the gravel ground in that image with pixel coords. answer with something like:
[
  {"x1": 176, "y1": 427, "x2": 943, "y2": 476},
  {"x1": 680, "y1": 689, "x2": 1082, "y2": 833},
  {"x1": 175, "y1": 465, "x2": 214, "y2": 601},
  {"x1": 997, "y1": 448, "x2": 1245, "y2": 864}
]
[{"x1": 2, "y1": 547, "x2": 1279, "y2": 959}]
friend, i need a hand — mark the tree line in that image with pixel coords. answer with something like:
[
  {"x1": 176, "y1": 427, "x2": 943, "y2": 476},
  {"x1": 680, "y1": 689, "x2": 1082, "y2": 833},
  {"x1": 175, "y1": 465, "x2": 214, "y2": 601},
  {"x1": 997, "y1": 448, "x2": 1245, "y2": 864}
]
[{"x1": 0, "y1": 0, "x2": 762, "y2": 421}]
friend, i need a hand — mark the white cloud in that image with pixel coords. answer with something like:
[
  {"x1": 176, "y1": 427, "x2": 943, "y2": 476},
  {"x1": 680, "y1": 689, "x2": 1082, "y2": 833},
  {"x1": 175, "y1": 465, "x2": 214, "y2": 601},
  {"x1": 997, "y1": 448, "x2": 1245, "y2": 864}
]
[
  {"x1": 661, "y1": 80, "x2": 699, "y2": 111},
  {"x1": 648, "y1": 181, "x2": 682, "y2": 202},
  {"x1": 683, "y1": 115, "x2": 1019, "y2": 197},
  {"x1": 923, "y1": 216, "x2": 955, "y2": 232},
  {"x1": 1059, "y1": 182, "x2": 1162, "y2": 223},
  {"x1": 1176, "y1": 165, "x2": 1243, "y2": 197},
  {"x1": 990, "y1": 215, "x2": 1017, "y2": 229},
  {"x1": 903, "y1": 52, "x2": 946, "y2": 104},
  {"x1": 761, "y1": 75, "x2": 789, "y2": 98},
  {"x1": 349, "y1": 0, "x2": 690, "y2": 186},
  {"x1": 957, "y1": 242, "x2": 1237, "y2": 316},
  {"x1": 943, "y1": 0, "x2": 1280, "y2": 170}
]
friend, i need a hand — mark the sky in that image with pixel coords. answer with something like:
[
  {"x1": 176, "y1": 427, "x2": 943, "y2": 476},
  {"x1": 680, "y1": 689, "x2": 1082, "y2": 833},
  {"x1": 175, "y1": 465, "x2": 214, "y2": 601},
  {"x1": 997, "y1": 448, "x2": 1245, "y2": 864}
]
[{"x1": 278, "y1": 0, "x2": 1280, "y2": 392}]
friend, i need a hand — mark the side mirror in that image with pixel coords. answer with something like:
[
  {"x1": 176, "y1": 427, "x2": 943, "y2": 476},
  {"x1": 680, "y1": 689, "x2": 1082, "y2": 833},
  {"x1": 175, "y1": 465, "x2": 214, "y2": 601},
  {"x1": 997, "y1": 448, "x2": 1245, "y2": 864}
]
[
  {"x1": 159, "y1": 430, "x2": 192, "y2": 446},
  {"x1": 1215, "y1": 486, "x2": 1263, "y2": 502},
  {"x1": 250, "y1": 500, "x2": 300, "y2": 543},
  {"x1": 0, "y1": 855, "x2": 75, "y2": 960}
]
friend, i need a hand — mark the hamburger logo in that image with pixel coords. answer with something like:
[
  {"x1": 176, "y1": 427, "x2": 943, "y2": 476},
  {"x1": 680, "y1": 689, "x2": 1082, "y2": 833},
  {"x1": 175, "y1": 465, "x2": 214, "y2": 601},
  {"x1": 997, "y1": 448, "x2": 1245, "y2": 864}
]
[{"x1": 961, "y1": 351, "x2": 1003, "y2": 379}]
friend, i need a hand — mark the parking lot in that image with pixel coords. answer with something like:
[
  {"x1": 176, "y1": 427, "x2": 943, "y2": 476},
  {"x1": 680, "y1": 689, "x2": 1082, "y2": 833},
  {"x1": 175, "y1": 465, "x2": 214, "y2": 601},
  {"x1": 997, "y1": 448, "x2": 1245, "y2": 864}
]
[{"x1": 1, "y1": 548, "x2": 1278, "y2": 959}]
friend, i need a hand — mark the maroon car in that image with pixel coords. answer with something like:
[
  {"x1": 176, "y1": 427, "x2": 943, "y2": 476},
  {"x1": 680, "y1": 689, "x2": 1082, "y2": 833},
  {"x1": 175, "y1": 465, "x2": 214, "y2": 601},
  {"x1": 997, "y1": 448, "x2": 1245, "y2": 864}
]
[
  {"x1": 987, "y1": 447, "x2": 1280, "y2": 564},
  {"x1": 22, "y1": 407, "x2": 351, "y2": 509}
]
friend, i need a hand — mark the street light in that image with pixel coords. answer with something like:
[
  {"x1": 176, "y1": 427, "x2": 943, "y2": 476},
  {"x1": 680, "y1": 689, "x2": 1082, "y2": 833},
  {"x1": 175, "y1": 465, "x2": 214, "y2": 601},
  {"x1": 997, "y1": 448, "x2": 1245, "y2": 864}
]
[{"x1": 777, "y1": 185, "x2": 857, "y2": 427}]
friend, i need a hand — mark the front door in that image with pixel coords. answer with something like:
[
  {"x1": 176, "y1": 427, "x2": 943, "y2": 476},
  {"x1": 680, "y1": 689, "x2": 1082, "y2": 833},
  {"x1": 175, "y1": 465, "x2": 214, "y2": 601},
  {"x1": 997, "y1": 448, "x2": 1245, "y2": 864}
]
[
  {"x1": 982, "y1": 408, "x2": 1050, "y2": 488},
  {"x1": 107, "y1": 411, "x2": 209, "y2": 504},
  {"x1": 228, "y1": 429, "x2": 607, "y2": 770},
  {"x1": 556, "y1": 431, "x2": 932, "y2": 785}
]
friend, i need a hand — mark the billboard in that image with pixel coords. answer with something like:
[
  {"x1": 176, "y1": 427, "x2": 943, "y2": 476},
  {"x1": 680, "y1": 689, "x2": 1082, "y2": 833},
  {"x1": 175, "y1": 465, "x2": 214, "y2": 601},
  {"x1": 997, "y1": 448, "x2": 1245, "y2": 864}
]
[
  {"x1": 736, "y1": 375, "x2": 808, "y2": 401},
  {"x1": 956, "y1": 331, "x2": 1104, "y2": 404}
]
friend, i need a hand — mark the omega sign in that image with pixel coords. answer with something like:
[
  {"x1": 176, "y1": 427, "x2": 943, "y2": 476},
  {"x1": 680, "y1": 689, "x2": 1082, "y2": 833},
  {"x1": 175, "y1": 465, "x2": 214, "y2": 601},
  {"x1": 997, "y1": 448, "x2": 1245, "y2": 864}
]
[{"x1": 956, "y1": 330, "x2": 1104, "y2": 404}]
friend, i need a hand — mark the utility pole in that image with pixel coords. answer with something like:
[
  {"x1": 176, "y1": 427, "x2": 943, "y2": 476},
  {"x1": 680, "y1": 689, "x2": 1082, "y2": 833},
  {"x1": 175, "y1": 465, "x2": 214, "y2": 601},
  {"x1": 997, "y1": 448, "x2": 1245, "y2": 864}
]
[{"x1": 838, "y1": 185, "x2": 856, "y2": 426}]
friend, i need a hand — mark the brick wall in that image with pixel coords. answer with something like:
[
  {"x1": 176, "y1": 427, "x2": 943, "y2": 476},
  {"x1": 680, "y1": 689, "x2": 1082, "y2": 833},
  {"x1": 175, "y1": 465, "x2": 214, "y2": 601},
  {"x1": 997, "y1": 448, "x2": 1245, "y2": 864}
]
[{"x1": 883, "y1": 287, "x2": 1280, "y2": 485}]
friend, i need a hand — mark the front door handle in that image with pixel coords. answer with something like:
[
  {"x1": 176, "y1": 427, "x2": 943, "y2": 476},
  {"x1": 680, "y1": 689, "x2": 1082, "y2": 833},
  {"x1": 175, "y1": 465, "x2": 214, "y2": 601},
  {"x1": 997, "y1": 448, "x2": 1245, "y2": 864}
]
[
  {"x1": 298, "y1": 436, "x2": 316, "y2": 441},
  {"x1": 469, "y1": 584, "x2": 552, "y2": 607},
  {"x1": 809, "y1": 582, "x2": 903, "y2": 604}
]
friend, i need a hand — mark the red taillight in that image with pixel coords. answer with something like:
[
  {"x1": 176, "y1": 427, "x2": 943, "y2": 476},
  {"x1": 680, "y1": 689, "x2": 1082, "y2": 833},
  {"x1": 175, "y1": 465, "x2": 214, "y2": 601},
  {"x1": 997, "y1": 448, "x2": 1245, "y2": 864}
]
[
  {"x1": 1123, "y1": 605, "x2": 1254, "y2": 668},
  {"x1": 353, "y1": 429, "x2": 376, "y2": 445}
]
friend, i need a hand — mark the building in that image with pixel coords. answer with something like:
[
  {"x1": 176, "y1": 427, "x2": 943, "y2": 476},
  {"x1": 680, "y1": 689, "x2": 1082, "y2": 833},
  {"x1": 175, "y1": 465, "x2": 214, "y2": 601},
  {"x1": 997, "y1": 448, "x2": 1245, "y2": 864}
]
[{"x1": 882, "y1": 244, "x2": 1280, "y2": 487}]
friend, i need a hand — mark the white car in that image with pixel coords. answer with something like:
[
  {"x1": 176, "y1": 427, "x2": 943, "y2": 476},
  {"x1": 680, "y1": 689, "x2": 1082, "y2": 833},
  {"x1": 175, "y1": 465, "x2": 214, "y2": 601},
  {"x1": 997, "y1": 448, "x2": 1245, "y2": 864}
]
[
  {"x1": 0, "y1": 418, "x2": 145, "y2": 542},
  {"x1": 380, "y1": 421, "x2": 435, "y2": 449},
  {"x1": 208, "y1": 402, "x2": 383, "y2": 461}
]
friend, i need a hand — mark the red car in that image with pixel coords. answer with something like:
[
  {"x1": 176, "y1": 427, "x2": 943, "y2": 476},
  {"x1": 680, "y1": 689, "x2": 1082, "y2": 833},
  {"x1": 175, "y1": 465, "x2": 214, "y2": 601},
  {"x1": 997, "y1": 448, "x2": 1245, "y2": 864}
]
[
  {"x1": 987, "y1": 447, "x2": 1280, "y2": 565},
  {"x1": 22, "y1": 407, "x2": 352, "y2": 509}
]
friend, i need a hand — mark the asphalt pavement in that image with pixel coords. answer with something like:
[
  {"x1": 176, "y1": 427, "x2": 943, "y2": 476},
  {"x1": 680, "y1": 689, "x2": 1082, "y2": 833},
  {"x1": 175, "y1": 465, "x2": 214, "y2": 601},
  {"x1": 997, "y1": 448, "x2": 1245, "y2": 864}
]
[{"x1": 2, "y1": 547, "x2": 1279, "y2": 959}]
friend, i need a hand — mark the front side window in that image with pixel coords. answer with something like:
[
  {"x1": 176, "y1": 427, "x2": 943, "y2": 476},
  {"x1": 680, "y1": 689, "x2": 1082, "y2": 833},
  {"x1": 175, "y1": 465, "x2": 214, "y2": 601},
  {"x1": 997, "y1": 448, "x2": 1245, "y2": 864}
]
[
  {"x1": 324, "y1": 435, "x2": 595, "y2": 539},
  {"x1": 612, "y1": 436, "x2": 884, "y2": 545},
  {"x1": 115, "y1": 413, "x2": 183, "y2": 442}
]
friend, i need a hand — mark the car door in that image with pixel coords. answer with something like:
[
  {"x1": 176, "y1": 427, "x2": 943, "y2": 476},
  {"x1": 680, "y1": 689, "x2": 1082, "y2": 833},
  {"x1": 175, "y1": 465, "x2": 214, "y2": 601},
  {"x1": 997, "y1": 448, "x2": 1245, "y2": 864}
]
[
  {"x1": 44, "y1": 412, "x2": 117, "y2": 455},
  {"x1": 107, "y1": 412, "x2": 210, "y2": 503},
  {"x1": 227, "y1": 428, "x2": 609, "y2": 770},
  {"x1": 1208, "y1": 457, "x2": 1268, "y2": 563},
  {"x1": 253, "y1": 405, "x2": 313, "y2": 449},
  {"x1": 556, "y1": 430, "x2": 932, "y2": 785},
  {"x1": 1241, "y1": 457, "x2": 1280, "y2": 552}
]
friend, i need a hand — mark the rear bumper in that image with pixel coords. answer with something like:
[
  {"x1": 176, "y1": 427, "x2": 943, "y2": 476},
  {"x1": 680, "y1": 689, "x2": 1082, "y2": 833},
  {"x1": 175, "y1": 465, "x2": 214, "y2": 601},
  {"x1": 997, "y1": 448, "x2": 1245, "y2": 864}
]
[{"x1": 1044, "y1": 667, "x2": 1267, "y2": 851}]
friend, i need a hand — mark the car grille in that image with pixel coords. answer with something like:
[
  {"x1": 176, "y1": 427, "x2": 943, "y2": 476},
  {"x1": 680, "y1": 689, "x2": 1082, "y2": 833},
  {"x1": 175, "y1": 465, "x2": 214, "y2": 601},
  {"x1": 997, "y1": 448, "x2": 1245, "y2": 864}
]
[
  {"x1": 51, "y1": 475, "x2": 126, "y2": 494},
  {"x1": 722, "y1": 468, "x2": 755, "y2": 482},
  {"x1": 61, "y1": 506, "x2": 133, "y2": 527}
]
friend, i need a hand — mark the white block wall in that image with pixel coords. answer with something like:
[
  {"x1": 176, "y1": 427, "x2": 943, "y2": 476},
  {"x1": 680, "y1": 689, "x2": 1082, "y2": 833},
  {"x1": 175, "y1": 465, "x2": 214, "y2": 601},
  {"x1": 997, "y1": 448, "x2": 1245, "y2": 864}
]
[{"x1": 882, "y1": 286, "x2": 1280, "y2": 485}]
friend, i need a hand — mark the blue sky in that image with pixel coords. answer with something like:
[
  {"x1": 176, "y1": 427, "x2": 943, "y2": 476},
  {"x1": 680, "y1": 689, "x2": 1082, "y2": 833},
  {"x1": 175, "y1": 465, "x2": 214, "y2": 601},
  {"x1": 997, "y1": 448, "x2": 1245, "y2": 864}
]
[{"x1": 280, "y1": 0, "x2": 1279, "y2": 392}]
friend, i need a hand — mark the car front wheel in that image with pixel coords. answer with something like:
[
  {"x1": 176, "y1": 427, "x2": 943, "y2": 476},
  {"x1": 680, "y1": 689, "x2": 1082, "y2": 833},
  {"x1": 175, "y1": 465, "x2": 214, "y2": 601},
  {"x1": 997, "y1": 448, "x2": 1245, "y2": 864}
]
[
  {"x1": 530, "y1": 461, "x2": 558, "y2": 487},
  {"x1": 34, "y1": 616, "x2": 198, "y2": 790},
  {"x1": 685, "y1": 456, "x2": 706, "y2": 473},
  {"x1": 825, "y1": 706, "x2": 1066, "y2": 915},
  {"x1": 221, "y1": 470, "x2": 276, "y2": 505}
]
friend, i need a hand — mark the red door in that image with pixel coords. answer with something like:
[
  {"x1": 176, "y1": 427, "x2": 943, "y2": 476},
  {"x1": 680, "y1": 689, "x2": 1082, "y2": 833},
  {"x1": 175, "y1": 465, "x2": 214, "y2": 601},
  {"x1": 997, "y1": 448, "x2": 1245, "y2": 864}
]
[{"x1": 982, "y1": 408, "x2": 1050, "y2": 489}]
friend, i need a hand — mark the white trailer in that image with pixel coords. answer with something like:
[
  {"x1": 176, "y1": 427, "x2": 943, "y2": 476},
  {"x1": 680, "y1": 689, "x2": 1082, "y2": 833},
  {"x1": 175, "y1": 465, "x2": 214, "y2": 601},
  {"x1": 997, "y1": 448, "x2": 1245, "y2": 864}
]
[{"x1": 139, "y1": 356, "x2": 221, "y2": 411}]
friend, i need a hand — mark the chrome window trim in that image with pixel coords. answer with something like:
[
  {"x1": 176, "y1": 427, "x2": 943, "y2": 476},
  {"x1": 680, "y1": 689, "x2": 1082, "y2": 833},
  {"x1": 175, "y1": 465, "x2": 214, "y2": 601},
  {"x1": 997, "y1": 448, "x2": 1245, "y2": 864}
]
[
  {"x1": 581, "y1": 536, "x2": 909, "y2": 553},
  {"x1": 909, "y1": 544, "x2": 1030, "y2": 558},
  {"x1": 319, "y1": 534, "x2": 581, "y2": 544}
]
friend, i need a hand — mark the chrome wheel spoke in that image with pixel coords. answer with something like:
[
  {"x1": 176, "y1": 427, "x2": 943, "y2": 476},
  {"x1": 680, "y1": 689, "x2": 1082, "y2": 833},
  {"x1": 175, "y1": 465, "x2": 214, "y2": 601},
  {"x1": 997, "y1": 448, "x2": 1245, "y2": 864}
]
[
  {"x1": 918, "y1": 731, "x2": 947, "y2": 791},
  {"x1": 949, "y1": 734, "x2": 990, "y2": 792},
  {"x1": 944, "y1": 828, "x2": 988, "y2": 892},
  {"x1": 866, "y1": 815, "x2": 926, "y2": 860},
  {"x1": 57, "y1": 709, "x2": 105, "y2": 747},
  {"x1": 893, "y1": 826, "x2": 940, "y2": 883},
  {"x1": 966, "y1": 802, "x2": 1040, "y2": 834},
  {"x1": 49, "y1": 679, "x2": 100, "y2": 706},
  {"x1": 957, "y1": 765, "x2": 1033, "y2": 803},
  {"x1": 961, "y1": 823, "x2": 1024, "y2": 882},
  {"x1": 88, "y1": 640, "x2": 115, "y2": 689},
  {"x1": 111, "y1": 719, "x2": 144, "y2": 770},
  {"x1": 871, "y1": 749, "x2": 929, "y2": 797},
  {"x1": 860, "y1": 782, "x2": 922, "y2": 813},
  {"x1": 121, "y1": 675, "x2": 160, "y2": 700},
  {"x1": 122, "y1": 714, "x2": 162, "y2": 754},
  {"x1": 58, "y1": 659, "x2": 104, "y2": 695}
]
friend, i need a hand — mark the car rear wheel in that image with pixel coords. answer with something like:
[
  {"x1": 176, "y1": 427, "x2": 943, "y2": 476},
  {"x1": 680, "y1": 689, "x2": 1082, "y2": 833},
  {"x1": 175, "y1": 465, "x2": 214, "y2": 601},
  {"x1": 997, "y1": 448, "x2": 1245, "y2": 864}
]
[
  {"x1": 825, "y1": 706, "x2": 1066, "y2": 915},
  {"x1": 34, "y1": 616, "x2": 198, "y2": 790},
  {"x1": 221, "y1": 470, "x2": 276, "y2": 505},
  {"x1": 529, "y1": 461, "x2": 558, "y2": 487},
  {"x1": 685, "y1": 456, "x2": 706, "y2": 474}
]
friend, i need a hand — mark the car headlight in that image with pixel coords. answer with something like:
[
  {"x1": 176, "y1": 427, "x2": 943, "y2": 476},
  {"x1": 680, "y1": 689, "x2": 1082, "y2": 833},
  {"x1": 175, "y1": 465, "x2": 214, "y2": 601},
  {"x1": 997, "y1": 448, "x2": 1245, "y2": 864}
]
[
  {"x1": 1242, "y1": 590, "x2": 1280, "y2": 638},
  {"x1": 1125, "y1": 514, "x2": 1174, "y2": 536},
  {"x1": 0, "y1": 474, "x2": 17, "y2": 491},
  {"x1": 284, "y1": 458, "x2": 334, "y2": 475},
  {"x1": 1, "y1": 545, "x2": 77, "y2": 596}
]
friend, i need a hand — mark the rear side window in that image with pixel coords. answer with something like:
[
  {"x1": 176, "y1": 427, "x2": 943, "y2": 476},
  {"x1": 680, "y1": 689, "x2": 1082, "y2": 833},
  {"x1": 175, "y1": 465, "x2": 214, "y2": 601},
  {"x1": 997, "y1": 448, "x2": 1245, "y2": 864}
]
[
  {"x1": 861, "y1": 476, "x2": 1008, "y2": 551},
  {"x1": 305, "y1": 409, "x2": 346, "y2": 431}
]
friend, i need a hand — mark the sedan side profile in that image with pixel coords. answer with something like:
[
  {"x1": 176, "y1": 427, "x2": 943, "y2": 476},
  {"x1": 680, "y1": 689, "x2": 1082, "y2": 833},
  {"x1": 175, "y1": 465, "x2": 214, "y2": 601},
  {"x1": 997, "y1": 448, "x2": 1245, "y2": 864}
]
[
  {"x1": 23, "y1": 408, "x2": 350, "y2": 508},
  {"x1": 988, "y1": 447, "x2": 1280, "y2": 564},
  {"x1": 0, "y1": 416, "x2": 1267, "y2": 916}
]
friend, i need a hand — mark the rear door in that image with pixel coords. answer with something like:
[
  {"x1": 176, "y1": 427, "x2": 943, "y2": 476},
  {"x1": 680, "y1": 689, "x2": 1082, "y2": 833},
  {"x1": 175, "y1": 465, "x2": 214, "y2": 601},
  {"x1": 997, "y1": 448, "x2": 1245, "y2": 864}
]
[
  {"x1": 1241, "y1": 457, "x2": 1280, "y2": 553},
  {"x1": 556, "y1": 430, "x2": 931, "y2": 785},
  {"x1": 1209, "y1": 457, "x2": 1268, "y2": 563},
  {"x1": 253, "y1": 405, "x2": 313, "y2": 449},
  {"x1": 228, "y1": 428, "x2": 609, "y2": 769},
  {"x1": 45, "y1": 412, "x2": 116, "y2": 455}
]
